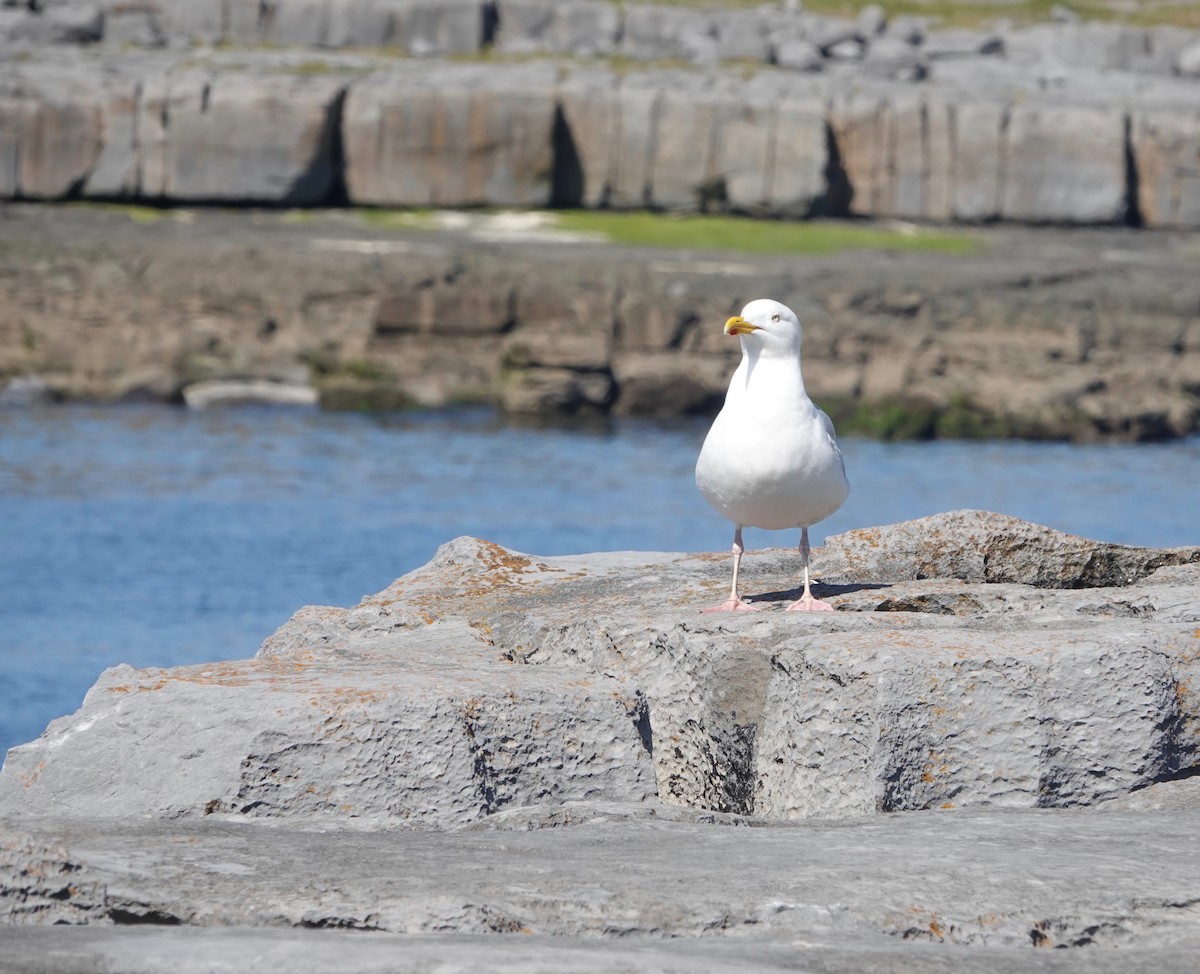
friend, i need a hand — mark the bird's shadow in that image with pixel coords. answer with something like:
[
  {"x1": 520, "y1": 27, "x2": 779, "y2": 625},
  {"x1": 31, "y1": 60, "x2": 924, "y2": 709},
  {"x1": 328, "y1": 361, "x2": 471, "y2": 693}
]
[{"x1": 749, "y1": 581, "x2": 891, "y2": 606}]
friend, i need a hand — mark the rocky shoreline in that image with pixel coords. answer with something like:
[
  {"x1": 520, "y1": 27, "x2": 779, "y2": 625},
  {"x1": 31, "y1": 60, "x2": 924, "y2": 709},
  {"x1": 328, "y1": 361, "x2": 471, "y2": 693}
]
[
  {"x1": 2, "y1": 511, "x2": 1199, "y2": 968},
  {"x1": 3, "y1": 203, "x2": 1199, "y2": 440},
  {"x1": 3, "y1": 1, "x2": 1200, "y2": 438}
]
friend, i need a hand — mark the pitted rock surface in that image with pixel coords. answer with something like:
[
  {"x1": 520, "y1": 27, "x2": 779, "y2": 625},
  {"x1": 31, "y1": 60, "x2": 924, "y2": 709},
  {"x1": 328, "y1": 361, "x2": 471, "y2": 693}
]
[
  {"x1": 3, "y1": 512, "x2": 1198, "y2": 825},
  {"x1": 3, "y1": 511, "x2": 1200, "y2": 967}
]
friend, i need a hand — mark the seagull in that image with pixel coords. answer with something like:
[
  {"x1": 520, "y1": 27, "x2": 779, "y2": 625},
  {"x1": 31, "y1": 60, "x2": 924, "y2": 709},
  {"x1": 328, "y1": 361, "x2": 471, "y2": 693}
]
[{"x1": 695, "y1": 299, "x2": 850, "y2": 612}]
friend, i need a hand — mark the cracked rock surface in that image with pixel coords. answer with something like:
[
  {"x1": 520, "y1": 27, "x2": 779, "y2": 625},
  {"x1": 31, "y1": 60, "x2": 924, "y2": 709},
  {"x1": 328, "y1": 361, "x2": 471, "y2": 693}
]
[{"x1": 2, "y1": 510, "x2": 1199, "y2": 968}]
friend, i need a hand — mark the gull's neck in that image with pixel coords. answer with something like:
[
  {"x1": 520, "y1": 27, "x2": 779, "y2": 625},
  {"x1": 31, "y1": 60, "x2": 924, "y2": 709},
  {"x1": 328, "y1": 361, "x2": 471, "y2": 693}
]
[{"x1": 733, "y1": 342, "x2": 808, "y2": 403}]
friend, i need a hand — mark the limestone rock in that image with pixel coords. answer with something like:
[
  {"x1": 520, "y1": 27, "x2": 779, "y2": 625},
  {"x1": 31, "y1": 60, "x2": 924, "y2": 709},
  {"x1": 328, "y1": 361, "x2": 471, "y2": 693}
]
[
  {"x1": 821, "y1": 509, "x2": 1200, "y2": 588},
  {"x1": 1178, "y1": 38, "x2": 1200, "y2": 76},
  {"x1": 2, "y1": 516, "x2": 1200, "y2": 965},
  {"x1": 3, "y1": 204, "x2": 1199, "y2": 433},
  {"x1": 862, "y1": 35, "x2": 928, "y2": 82},
  {"x1": 711, "y1": 8, "x2": 770, "y2": 63},
  {"x1": 922, "y1": 28, "x2": 1003, "y2": 60},
  {"x1": 3, "y1": 2, "x2": 103, "y2": 45},
  {"x1": 0, "y1": 610, "x2": 654, "y2": 825},
  {"x1": 5, "y1": 805, "x2": 1200, "y2": 956},
  {"x1": 610, "y1": 352, "x2": 727, "y2": 417},
  {"x1": 498, "y1": 364, "x2": 615, "y2": 415},
  {"x1": 620, "y1": 3, "x2": 718, "y2": 64},
  {"x1": 0, "y1": 65, "x2": 113, "y2": 199},
  {"x1": 1134, "y1": 105, "x2": 1200, "y2": 229},
  {"x1": 1001, "y1": 102, "x2": 1127, "y2": 224},
  {"x1": 342, "y1": 64, "x2": 558, "y2": 207},
  {"x1": 495, "y1": 0, "x2": 619, "y2": 57},
  {"x1": 181, "y1": 379, "x2": 318, "y2": 408},
  {"x1": 395, "y1": 0, "x2": 488, "y2": 57},
  {"x1": 100, "y1": 2, "x2": 166, "y2": 48},
  {"x1": 774, "y1": 38, "x2": 823, "y2": 72},
  {"x1": 138, "y1": 68, "x2": 346, "y2": 204},
  {"x1": 4, "y1": 515, "x2": 1198, "y2": 830}
]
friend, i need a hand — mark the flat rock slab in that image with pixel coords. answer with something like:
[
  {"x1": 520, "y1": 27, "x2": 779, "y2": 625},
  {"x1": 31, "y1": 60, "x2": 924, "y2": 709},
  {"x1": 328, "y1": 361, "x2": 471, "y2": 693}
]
[{"x1": 2, "y1": 804, "x2": 1200, "y2": 958}]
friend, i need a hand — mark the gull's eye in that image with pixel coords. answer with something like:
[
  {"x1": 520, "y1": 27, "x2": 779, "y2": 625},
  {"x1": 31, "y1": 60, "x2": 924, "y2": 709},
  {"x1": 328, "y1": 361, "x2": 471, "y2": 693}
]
[{"x1": 771, "y1": 314, "x2": 780, "y2": 322}]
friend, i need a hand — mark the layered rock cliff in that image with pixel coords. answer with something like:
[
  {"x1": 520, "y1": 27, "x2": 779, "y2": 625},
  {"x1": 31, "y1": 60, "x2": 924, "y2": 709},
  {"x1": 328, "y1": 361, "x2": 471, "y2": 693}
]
[
  {"x1": 1, "y1": 1, "x2": 1199, "y2": 227},
  {"x1": 3, "y1": 205, "x2": 1198, "y2": 440}
]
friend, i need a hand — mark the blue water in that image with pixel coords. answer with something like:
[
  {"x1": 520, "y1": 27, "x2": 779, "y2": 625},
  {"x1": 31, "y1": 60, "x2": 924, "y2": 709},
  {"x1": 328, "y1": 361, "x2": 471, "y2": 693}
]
[{"x1": 2, "y1": 403, "x2": 1198, "y2": 757}]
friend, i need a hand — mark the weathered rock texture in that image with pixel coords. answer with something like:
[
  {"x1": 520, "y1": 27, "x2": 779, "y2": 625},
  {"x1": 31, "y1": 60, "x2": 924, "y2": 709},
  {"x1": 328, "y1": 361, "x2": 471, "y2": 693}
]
[
  {"x1": 2, "y1": 4, "x2": 1200, "y2": 227},
  {"x1": 3, "y1": 205, "x2": 1198, "y2": 440},
  {"x1": 3, "y1": 805, "x2": 1200, "y2": 957},
  {"x1": 3, "y1": 512, "x2": 1200, "y2": 967},
  {"x1": 4, "y1": 512, "x2": 1199, "y2": 825}
]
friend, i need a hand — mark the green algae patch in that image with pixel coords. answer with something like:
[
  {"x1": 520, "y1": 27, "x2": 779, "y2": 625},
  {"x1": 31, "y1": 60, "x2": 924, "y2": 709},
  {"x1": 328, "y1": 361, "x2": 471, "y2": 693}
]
[
  {"x1": 821, "y1": 394, "x2": 1087, "y2": 442},
  {"x1": 553, "y1": 211, "x2": 980, "y2": 256}
]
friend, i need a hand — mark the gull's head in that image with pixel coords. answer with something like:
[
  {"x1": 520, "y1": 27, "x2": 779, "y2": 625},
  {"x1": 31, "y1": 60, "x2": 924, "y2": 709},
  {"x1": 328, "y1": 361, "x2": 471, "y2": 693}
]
[{"x1": 724, "y1": 299, "x2": 802, "y2": 356}]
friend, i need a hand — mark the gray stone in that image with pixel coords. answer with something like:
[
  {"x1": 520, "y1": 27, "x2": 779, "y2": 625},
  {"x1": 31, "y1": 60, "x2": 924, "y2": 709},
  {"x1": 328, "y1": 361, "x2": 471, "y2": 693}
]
[
  {"x1": 952, "y1": 98, "x2": 1007, "y2": 221},
  {"x1": 0, "y1": 606, "x2": 654, "y2": 824},
  {"x1": 1133, "y1": 105, "x2": 1200, "y2": 229},
  {"x1": 1004, "y1": 22, "x2": 1151, "y2": 72},
  {"x1": 139, "y1": 69, "x2": 346, "y2": 204},
  {"x1": 708, "y1": 95, "x2": 774, "y2": 211},
  {"x1": 1144, "y1": 26, "x2": 1200, "y2": 75},
  {"x1": 648, "y1": 89, "x2": 726, "y2": 210},
  {"x1": 762, "y1": 93, "x2": 827, "y2": 214},
  {"x1": 554, "y1": 68, "x2": 621, "y2": 209},
  {"x1": 604, "y1": 79, "x2": 661, "y2": 208},
  {"x1": 4, "y1": 2, "x2": 103, "y2": 45},
  {"x1": 495, "y1": 0, "x2": 619, "y2": 57},
  {"x1": 862, "y1": 35, "x2": 928, "y2": 81},
  {"x1": 260, "y1": 0, "x2": 331, "y2": 48},
  {"x1": 886, "y1": 14, "x2": 925, "y2": 46},
  {"x1": 498, "y1": 365, "x2": 615, "y2": 414},
  {"x1": 5, "y1": 515, "x2": 1198, "y2": 829},
  {"x1": 620, "y1": 3, "x2": 718, "y2": 64},
  {"x1": 99, "y1": 3, "x2": 166, "y2": 48},
  {"x1": 152, "y1": 0, "x2": 226, "y2": 44},
  {"x1": 922, "y1": 27, "x2": 1003, "y2": 60},
  {"x1": 611, "y1": 352, "x2": 727, "y2": 417},
  {"x1": 4, "y1": 806, "x2": 1200, "y2": 960},
  {"x1": 1177, "y1": 38, "x2": 1200, "y2": 77},
  {"x1": 711, "y1": 8, "x2": 770, "y2": 62},
  {"x1": 805, "y1": 14, "x2": 861, "y2": 54},
  {"x1": 825, "y1": 36, "x2": 864, "y2": 61},
  {"x1": 81, "y1": 72, "x2": 143, "y2": 197},
  {"x1": 820, "y1": 509, "x2": 1200, "y2": 588},
  {"x1": 828, "y1": 91, "x2": 888, "y2": 217},
  {"x1": 342, "y1": 65, "x2": 558, "y2": 207},
  {"x1": 856, "y1": 3, "x2": 886, "y2": 39},
  {"x1": 1001, "y1": 101, "x2": 1127, "y2": 225},
  {"x1": 181, "y1": 379, "x2": 318, "y2": 408},
  {"x1": 773, "y1": 37, "x2": 823, "y2": 72},
  {"x1": 324, "y1": 0, "x2": 399, "y2": 48},
  {"x1": 393, "y1": 0, "x2": 486, "y2": 57},
  {"x1": 0, "y1": 68, "x2": 105, "y2": 199}
]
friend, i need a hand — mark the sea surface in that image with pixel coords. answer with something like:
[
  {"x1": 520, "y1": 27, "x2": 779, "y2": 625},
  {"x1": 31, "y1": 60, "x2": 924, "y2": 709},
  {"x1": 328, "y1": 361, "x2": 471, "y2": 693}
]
[{"x1": 2, "y1": 403, "x2": 1198, "y2": 758}]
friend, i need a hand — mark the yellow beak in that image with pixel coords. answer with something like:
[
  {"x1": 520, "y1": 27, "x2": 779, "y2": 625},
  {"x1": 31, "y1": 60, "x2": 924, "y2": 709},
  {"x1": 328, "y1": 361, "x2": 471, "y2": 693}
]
[{"x1": 724, "y1": 315, "x2": 760, "y2": 336}]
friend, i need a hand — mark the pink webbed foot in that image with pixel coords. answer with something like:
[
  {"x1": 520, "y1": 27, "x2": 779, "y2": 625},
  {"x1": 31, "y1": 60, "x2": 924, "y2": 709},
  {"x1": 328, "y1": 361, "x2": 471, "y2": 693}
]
[
  {"x1": 702, "y1": 598, "x2": 761, "y2": 614},
  {"x1": 785, "y1": 594, "x2": 835, "y2": 612}
]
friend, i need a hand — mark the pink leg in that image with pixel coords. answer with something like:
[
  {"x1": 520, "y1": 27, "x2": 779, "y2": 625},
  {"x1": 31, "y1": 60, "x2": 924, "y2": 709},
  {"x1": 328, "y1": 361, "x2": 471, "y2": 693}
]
[
  {"x1": 786, "y1": 526, "x2": 835, "y2": 612},
  {"x1": 702, "y1": 526, "x2": 760, "y2": 613}
]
